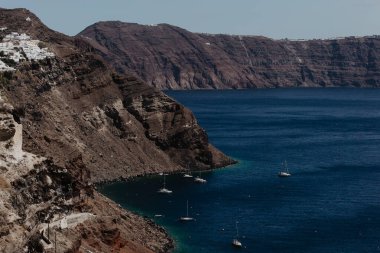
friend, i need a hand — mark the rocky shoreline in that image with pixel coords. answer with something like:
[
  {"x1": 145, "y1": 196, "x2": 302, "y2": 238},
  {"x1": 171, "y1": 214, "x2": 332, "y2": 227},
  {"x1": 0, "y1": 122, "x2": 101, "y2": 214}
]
[
  {"x1": 0, "y1": 8, "x2": 234, "y2": 253},
  {"x1": 0, "y1": 93, "x2": 173, "y2": 252}
]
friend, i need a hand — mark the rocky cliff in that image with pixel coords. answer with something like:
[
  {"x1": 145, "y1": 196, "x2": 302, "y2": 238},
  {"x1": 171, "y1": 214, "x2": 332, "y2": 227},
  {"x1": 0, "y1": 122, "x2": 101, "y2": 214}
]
[
  {"x1": 0, "y1": 9, "x2": 233, "y2": 182},
  {"x1": 79, "y1": 21, "x2": 380, "y2": 89},
  {"x1": 0, "y1": 8, "x2": 233, "y2": 253}
]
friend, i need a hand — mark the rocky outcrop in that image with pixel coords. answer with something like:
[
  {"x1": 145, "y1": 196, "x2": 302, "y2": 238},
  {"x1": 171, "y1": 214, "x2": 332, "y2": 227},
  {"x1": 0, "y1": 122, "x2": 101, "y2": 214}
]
[
  {"x1": 0, "y1": 113, "x2": 15, "y2": 141},
  {"x1": 117, "y1": 74, "x2": 232, "y2": 169},
  {"x1": 0, "y1": 98, "x2": 15, "y2": 141},
  {"x1": 79, "y1": 21, "x2": 380, "y2": 89}
]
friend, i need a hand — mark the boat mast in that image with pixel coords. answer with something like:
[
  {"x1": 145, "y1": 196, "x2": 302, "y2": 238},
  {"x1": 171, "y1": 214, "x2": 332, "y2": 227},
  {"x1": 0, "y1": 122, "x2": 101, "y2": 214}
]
[
  {"x1": 186, "y1": 200, "x2": 189, "y2": 217},
  {"x1": 285, "y1": 160, "x2": 288, "y2": 173},
  {"x1": 235, "y1": 221, "x2": 239, "y2": 238}
]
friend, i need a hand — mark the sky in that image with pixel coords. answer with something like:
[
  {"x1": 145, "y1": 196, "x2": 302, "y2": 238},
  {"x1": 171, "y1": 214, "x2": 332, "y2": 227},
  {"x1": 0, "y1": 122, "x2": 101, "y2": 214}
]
[{"x1": 1, "y1": 0, "x2": 380, "y2": 39}]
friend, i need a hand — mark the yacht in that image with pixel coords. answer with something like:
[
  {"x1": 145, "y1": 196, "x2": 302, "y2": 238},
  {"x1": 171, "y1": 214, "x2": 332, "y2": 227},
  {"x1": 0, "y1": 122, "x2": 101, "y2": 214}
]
[
  {"x1": 278, "y1": 160, "x2": 291, "y2": 177},
  {"x1": 232, "y1": 239, "x2": 242, "y2": 248},
  {"x1": 194, "y1": 171, "x2": 207, "y2": 183},
  {"x1": 179, "y1": 200, "x2": 195, "y2": 221},
  {"x1": 183, "y1": 163, "x2": 193, "y2": 178},
  {"x1": 232, "y1": 221, "x2": 243, "y2": 248},
  {"x1": 158, "y1": 174, "x2": 173, "y2": 194}
]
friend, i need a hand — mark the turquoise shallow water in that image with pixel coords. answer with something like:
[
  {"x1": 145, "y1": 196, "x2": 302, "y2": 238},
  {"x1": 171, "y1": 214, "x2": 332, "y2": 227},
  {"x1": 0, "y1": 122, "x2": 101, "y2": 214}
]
[{"x1": 99, "y1": 88, "x2": 380, "y2": 253}]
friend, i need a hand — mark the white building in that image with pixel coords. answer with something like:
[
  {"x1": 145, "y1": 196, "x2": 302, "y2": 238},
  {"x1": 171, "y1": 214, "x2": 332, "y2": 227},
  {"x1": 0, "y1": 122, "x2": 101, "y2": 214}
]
[{"x1": 0, "y1": 32, "x2": 55, "y2": 71}]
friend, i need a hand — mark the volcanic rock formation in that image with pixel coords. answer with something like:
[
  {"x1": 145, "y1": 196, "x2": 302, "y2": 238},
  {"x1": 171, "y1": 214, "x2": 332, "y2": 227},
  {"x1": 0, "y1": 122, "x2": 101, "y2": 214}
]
[
  {"x1": 0, "y1": 8, "x2": 234, "y2": 253},
  {"x1": 0, "y1": 8, "x2": 233, "y2": 182},
  {"x1": 79, "y1": 21, "x2": 380, "y2": 89}
]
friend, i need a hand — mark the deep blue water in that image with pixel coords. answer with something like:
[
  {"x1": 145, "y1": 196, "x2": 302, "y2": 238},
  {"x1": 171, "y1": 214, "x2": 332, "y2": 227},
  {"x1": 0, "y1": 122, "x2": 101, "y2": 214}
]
[{"x1": 99, "y1": 89, "x2": 380, "y2": 253}]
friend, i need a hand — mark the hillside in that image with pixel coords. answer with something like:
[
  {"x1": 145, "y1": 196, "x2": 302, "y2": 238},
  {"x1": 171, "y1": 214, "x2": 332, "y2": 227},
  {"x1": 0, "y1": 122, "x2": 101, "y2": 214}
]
[
  {"x1": 79, "y1": 21, "x2": 380, "y2": 89},
  {"x1": 0, "y1": 8, "x2": 233, "y2": 252}
]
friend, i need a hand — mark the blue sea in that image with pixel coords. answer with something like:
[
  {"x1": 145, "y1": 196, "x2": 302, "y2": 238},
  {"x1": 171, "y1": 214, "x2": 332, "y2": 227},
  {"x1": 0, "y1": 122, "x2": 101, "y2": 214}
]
[{"x1": 99, "y1": 88, "x2": 380, "y2": 253}]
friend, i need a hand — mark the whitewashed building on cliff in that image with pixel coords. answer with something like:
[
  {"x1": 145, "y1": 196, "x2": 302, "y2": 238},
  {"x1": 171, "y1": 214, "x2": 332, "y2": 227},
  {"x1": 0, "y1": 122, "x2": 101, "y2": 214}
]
[{"x1": 0, "y1": 32, "x2": 54, "y2": 71}]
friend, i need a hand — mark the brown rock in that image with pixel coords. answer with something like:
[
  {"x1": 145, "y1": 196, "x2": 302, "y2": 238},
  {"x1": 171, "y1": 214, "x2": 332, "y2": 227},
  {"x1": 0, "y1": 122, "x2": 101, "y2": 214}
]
[
  {"x1": 0, "y1": 114, "x2": 16, "y2": 141},
  {"x1": 0, "y1": 8, "x2": 235, "y2": 253},
  {"x1": 79, "y1": 21, "x2": 380, "y2": 89},
  {"x1": 0, "y1": 8, "x2": 234, "y2": 183}
]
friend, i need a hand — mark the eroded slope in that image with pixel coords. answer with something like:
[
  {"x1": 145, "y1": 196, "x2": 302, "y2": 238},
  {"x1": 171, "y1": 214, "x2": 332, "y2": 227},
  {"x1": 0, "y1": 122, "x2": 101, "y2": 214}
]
[
  {"x1": 0, "y1": 8, "x2": 234, "y2": 253},
  {"x1": 79, "y1": 21, "x2": 380, "y2": 89}
]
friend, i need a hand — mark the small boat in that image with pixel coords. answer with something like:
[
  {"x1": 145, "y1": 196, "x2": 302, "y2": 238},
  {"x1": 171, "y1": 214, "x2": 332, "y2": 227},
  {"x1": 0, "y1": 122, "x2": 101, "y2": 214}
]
[
  {"x1": 183, "y1": 163, "x2": 193, "y2": 178},
  {"x1": 158, "y1": 187, "x2": 172, "y2": 194},
  {"x1": 194, "y1": 171, "x2": 207, "y2": 183},
  {"x1": 232, "y1": 221, "x2": 243, "y2": 248},
  {"x1": 194, "y1": 176, "x2": 207, "y2": 183},
  {"x1": 278, "y1": 160, "x2": 291, "y2": 177},
  {"x1": 232, "y1": 239, "x2": 242, "y2": 248},
  {"x1": 179, "y1": 200, "x2": 195, "y2": 222},
  {"x1": 158, "y1": 174, "x2": 173, "y2": 194}
]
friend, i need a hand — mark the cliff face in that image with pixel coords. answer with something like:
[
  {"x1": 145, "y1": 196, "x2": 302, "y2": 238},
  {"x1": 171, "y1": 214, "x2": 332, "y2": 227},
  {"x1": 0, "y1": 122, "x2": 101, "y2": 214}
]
[
  {"x1": 0, "y1": 9, "x2": 233, "y2": 183},
  {"x1": 0, "y1": 8, "x2": 233, "y2": 253},
  {"x1": 79, "y1": 21, "x2": 380, "y2": 89}
]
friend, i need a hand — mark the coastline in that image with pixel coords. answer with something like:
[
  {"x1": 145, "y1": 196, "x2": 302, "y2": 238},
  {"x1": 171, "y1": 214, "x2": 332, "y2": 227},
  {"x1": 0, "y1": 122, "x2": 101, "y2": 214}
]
[
  {"x1": 99, "y1": 191, "x2": 177, "y2": 252},
  {"x1": 82, "y1": 191, "x2": 175, "y2": 253},
  {"x1": 0, "y1": 8, "x2": 229, "y2": 252},
  {"x1": 95, "y1": 161, "x2": 239, "y2": 252},
  {"x1": 94, "y1": 160, "x2": 238, "y2": 184}
]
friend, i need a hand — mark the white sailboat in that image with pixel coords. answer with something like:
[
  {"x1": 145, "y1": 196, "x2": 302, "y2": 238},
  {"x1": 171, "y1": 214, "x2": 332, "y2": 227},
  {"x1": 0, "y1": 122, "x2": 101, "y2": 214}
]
[
  {"x1": 194, "y1": 171, "x2": 207, "y2": 183},
  {"x1": 158, "y1": 174, "x2": 173, "y2": 194},
  {"x1": 183, "y1": 163, "x2": 193, "y2": 178},
  {"x1": 232, "y1": 221, "x2": 243, "y2": 248},
  {"x1": 179, "y1": 200, "x2": 195, "y2": 221},
  {"x1": 278, "y1": 160, "x2": 291, "y2": 177}
]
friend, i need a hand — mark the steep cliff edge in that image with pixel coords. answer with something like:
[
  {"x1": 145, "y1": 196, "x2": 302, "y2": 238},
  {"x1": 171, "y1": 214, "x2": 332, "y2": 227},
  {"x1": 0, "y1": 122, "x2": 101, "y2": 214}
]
[
  {"x1": 0, "y1": 8, "x2": 234, "y2": 252},
  {"x1": 79, "y1": 21, "x2": 380, "y2": 89},
  {"x1": 0, "y1": 9, "x2": 233, "y2": 183}
]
